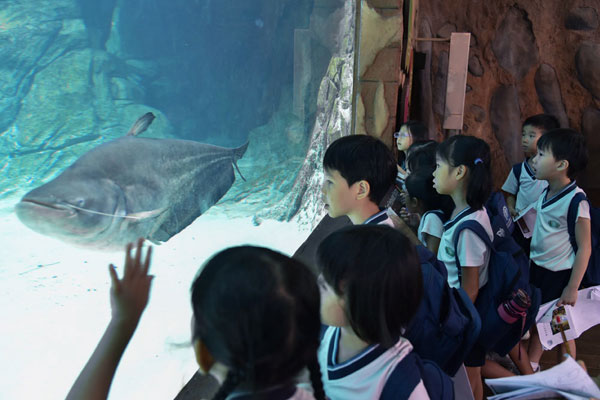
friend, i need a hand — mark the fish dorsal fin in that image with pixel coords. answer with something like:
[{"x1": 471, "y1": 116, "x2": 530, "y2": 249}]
[{"x1": 126, "y1": 112, "x2": 156, "y2": 136}]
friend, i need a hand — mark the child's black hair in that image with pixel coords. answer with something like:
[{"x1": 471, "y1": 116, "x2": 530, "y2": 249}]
[
  {"x1": 323, "y1": 135, "x2": 397, "y2": 204},
  {"x1": 406, "y1": 140, "x2": 438, "y2": 173},
  {"x1": 436, "y1": 135, "x2": 492, "y2": 210},
  {"x1": 403, "y1": 120, "x2": 429, "y2": 142},
  {"x1": 191, "y1": 246, "x2": 325, "y2": 400},
  {"x1": 317, "y1": 225, "x2": 423, "y2": 348},
  {"x1": 536, "y1": 128, "x2": 588, "y2": 180},
  {"x1": 522, "y1": 114, "x2": 560, "y2": 132},
  {"x1": 405, "y1": 168, "x2": 454, "y2": 218}
]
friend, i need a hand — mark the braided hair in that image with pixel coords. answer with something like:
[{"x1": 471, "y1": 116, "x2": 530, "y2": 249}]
[{"x1": 191, "y1": 246, "x2": 325, "y2": 400}]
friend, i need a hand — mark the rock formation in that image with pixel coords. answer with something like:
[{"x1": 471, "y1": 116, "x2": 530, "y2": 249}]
[{"x1": 416, "y1": 0, "x2": 600, "y2": 200}]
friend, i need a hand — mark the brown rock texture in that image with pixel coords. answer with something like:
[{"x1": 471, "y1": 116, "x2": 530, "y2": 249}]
[{"x1": 416, "y1": 0, "x2": 600, "y2": 202}]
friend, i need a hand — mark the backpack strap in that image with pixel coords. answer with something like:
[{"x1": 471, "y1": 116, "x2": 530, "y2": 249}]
[
  {"x1": 567, "y1": 192, "x2": 588, "y2": 252},
  {"x1": 453, "y1": 220, "x2": 494, "y2": 278},
  {"x1": 380, "y1": 352, "x2": 425, "y2": 400}
]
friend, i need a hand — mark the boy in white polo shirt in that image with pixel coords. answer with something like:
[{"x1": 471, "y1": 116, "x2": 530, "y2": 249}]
[
  {"x1": 321, "y1": 135, "x2": 397, "y2": 226},
  {"x1": 502, "y1": 114, "x2": 560, "y2": 253},
  {"x1": 527, "y1": 128, "x2": 592, "y2": 370}
]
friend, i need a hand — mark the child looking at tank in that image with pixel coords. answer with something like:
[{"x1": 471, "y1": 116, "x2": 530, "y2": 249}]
[
  {"x1": 67, "y1": 241, "x2": 326, "y2": 400},
  {"x1": 502, "y1": 114, "x2": 560, "y2": 252},
  {"x1": 433, "y1": 135, "x2": 494, "y2": 400},
  {"x1": 316, "y1": 224, "x2": 452, "y2": 399},
  {"x1": 322, "y1": 135, "x2": 397, "y2": 226},
  {"x1": 527, "y1": 128, "x2": 591, "y2": 373},
  {"x1": 394, "y1": 120, "x2": 429, "y2": 182},
  {"x1": 404, "y1": 168, "x2": 453, "y2": 254}
]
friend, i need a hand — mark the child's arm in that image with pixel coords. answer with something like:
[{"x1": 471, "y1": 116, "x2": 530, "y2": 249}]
[
  {"x1": 558, "y1": 217, "x2": 591, "y2": 306},
  {"x1": 461, "y1": 267, "x2": 480, "y2": 303},
  {"x1": 422, "y1": 233, "x2": 441, "y2": 255},
  {"x1": 505, "y1": 193, "x2": 518, "y2": 217},
  {"x1": 66, "y1": 239, "x2": 153, "y2": 400}
]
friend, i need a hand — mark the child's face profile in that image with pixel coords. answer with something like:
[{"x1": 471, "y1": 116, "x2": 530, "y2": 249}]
[
  {"x1": 432, "y1": 156, "x2": 456, "y2": 195},
  {"x1": 317, "y1": 274, "x2": 347, "y2": 327},
  {"x1": 321, "y1": 168, "x2": 357, "y2": 218},
  {"x1": 395, "y1": 126, "x2": 412, "y2": 152},
  {"x1": 530, "y1": 147, "x2": 560, "y2": 181},
  {"x1": 521, "y1": 125, "x2": 543, "y2": 156}
]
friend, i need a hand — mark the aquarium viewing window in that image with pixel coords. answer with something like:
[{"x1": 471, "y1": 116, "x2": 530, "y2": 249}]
[{"x1": 0, "y1": 0, "x2": 357, "y2": 398}]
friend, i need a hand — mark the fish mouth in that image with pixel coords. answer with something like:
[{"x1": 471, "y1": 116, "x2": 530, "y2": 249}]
[
  {"x1": 20, "y1": 198, "x2": 72, "y2": 212},
  {"x1": 18, "y1": 198, "x2": 78, "y2": 217}
]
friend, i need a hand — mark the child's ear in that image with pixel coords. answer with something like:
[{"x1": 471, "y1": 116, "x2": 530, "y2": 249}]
[
  {"x1": 455, "y1": 165, "x2": 467, "y2": 181},
  {"x1": 557, "y1": 159, "x2": 569, "y2": 173},
  {"x1": 193, "y1": 339, "x2": 215, "y2": 374},
  {"x1": 356, "y1": 180, "x2": 371, "y2": 200}
]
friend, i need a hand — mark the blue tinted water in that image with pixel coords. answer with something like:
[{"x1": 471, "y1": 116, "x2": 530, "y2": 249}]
[{"x1": 0, "y1": 0, "x2": 352, "y2": 398}]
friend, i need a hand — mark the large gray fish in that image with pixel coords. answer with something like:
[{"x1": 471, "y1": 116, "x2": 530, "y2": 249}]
[{"x1": 15, "y1": 113, "x2": 248, "y2": 250}]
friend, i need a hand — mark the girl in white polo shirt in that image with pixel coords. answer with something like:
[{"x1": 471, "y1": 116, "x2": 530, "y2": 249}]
[{"x1": 433, "y1": 135, "x2": 494, "y2": 400}]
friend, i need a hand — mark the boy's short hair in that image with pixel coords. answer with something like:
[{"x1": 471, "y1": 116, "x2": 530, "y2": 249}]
[
  {"x1": 323, "y1": 135, "x2": 397, "y2": 204},
  {"x1": 522, "y1": 114, "x2": 560, "y2": 132},
  {"x1": 317, "y1": 225, "x2": 423, "y2": 348},
  {"x1": 536, "y1": 128, "x2": 588, "y2": 180}
]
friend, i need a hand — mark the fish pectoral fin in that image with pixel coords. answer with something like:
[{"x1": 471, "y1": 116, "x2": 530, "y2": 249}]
[{"x1": 127, "y1": 208, "x2": 166, "y2": 220}]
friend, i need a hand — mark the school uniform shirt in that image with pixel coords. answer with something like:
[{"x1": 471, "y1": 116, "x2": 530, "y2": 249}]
[
  {"x1": 501, "y1": 160, "x2": 548, "y2": 212},
  {"x1": 417, "y1": 210, "x2": 444, "y2": 246},
  {"x1": 530, "y1": 181, "x2": 590, "y2": 272},
  {"x1": 318, "y1": 327, "x2": 430, "y2": 400},
  {"x1": 363, "y1": 208, "x2": 395, "y2": 227},
  {"x1": 437, "y1": 207, "x2": 493, "y2": 289}
]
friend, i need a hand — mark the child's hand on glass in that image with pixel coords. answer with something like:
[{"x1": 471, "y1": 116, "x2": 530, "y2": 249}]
[{"x1": 108, "y1": 238, "x2": 154, "y2": 329}]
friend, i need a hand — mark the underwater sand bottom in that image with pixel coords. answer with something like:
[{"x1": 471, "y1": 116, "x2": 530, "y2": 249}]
[{"x1": 0, "y1": 196, "x2": 310, "y2": 400}]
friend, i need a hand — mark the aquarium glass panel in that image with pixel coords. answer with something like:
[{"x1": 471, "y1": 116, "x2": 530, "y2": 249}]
[{"x1": 0, "y1": 0, "x2": 356, "y2": 398}]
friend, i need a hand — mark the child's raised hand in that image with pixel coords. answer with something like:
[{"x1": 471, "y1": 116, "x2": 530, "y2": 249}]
[
  {"x1": 108, "y1": 238, "x2": 154, "y2": 328},
  {"x1": 557, "y1": 285, "x2": 578, "y2": 307}
]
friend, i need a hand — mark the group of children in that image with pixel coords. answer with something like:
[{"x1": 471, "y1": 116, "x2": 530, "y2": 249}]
[{"x1": 65, "y1": 114, "x2": 592, "y2": 400}]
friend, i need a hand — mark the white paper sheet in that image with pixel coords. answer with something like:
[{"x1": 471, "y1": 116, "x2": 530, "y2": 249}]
[
  {"x1": 535, "y1": 286, "x2": 600, "y2": 350},
  {"x1": 485, "y1": 356, "x2": 600, "y2": 399}
]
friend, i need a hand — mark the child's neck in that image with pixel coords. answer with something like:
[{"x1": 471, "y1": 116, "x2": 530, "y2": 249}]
[
  {"x1": 337, "y1": 326, "x2": 370, "y2": 364},
  {"x1": 546, "y1": 175, "x2": 572, "y2": 198},
  {"x1": 350, "y1": 201, "x2": 381, "y2": 224},
  {"x1": 450, "y1": 190, "x2": 469, "y2": 218}
]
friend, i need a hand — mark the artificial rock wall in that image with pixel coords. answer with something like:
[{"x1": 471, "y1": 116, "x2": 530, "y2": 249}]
[{"x1": 415, "y1": 0, "x2": 600, "y2": 200}]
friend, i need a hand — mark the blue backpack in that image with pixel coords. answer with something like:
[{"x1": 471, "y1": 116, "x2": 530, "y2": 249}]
[
  {"x1": 567, "y1": 193, "x2": 600, "y2": 287},
  {"x1": 486, "y1": 191, "x2": 515, "y2": 236},
  {"x1": 404, "y1": 245, "x2": 481, "y2": 376},
  {"x1": 381, "y1": 351, "x2": 455, "y2": 400},
  {"x1": 453, "y1": 217, "x2": 541, "y2": 355}
]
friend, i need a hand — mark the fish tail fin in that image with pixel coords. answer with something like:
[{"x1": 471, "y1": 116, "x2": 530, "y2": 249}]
[
  {"x1": 232, "y1": 141, "x2": 249, "y2": 182},
  {"x1": 126, "y1": 112, "x2": 156, "y2": 136}
]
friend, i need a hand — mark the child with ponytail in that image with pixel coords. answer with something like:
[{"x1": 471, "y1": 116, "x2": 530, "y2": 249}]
[{"x1": 433, "y1": 135, "x2": 494, "y2": 400}]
